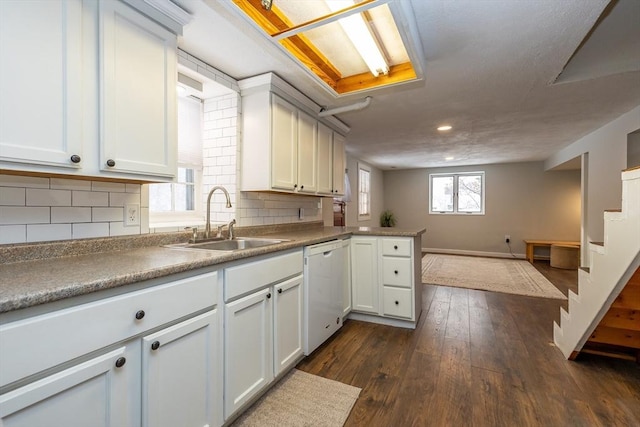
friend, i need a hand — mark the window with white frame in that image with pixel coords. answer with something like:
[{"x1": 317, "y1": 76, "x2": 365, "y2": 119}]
[
  {"x1": 358, "y1": 163, "x2": 371, "y2": 220},
  {"x1": 149, "y1": 95, "x2": 203, "y2": 222},
  {"x1": 429, "y1": 172, "x2": 485, "y2": 214}
]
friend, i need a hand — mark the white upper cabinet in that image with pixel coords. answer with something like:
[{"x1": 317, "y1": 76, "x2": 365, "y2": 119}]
[
  {"x1": 239, "y1": 73, "x2": 349, "y2": 195},
  {"x1": 332, "y1": 133, "x2": 346, "y2": 196},
  {"x1": 297, "y1": 111, "x2": 318, "y2": 194},
  {"x1": 317, "y1": 123, "x2": 334, "y2": 195},
  {"x1": 0, "y1": 0, "x2": 181, "y2": 182},
  {"x1": 318, "y1": 126, "x2": 345, "y2": 197},
  {"x1": 99, "y1": 0, "x2": 177, "y2": 178},
  {"x1": 0, "y1": 0, "x2": 83, "y2": 169},
  {"x1": 270, "y1": 95, "x2": 298, "y2": 191},
  {"x1": 247, "y1": 93, "x2": 319, "y2": 193}
]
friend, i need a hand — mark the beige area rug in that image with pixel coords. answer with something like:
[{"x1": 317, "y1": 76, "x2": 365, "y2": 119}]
[
  {"x1": 422, "y1": 254, "x2": 567, "y2": 300},
  {"x1": 231, "y1": 369, "x2": 361, "y2": 427}
]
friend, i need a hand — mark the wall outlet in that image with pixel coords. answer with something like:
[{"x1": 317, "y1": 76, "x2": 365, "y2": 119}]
[
  {"x1": 125, "y1": 204, "x2": 140, "y2": 226},
  {"x1": 505, "y1": 234, "x2": 511, "y2": 243},
  {"x1": 299, "y1": 208, "x2": 304, "y2": 220}
]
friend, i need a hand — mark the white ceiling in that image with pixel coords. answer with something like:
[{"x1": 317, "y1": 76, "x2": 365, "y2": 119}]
[{"x1": 175, "y1": 0, "x2": 640, "y2": 170}]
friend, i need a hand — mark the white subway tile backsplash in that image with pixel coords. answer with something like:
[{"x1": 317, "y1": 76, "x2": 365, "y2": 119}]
[
  {"x1": 0, "y1": 187, "x2": 25, "y2": 206},
  {"x1": 73, "y1": 190, "x2": 109, "y2": 207},
  {"x1": 26, "y1": 189, "x2": 71, "y2": 207},
  {"x1": 110, "y1": 222, "x2": 140, "y2": 236},
  {"x1": 0, "y1": 225, "x2": 26, "y2": 244},
  {"x1": 92, "y1": 207, "x2": 124, "y2": 222},
  {"x1": 92, "y1": 181, "x2": 126, "y2": 193},
  {"x1": 109, "y1": 192, "x2": 140, "y2": 207},
  {"x1": 51, "y1": 207, "x2": 91, "y2": 223},
  {"x1": 0, "y1": 174, "x2": 49, "y2": 189},
  {"x1": 214, "y1": 118, "x2": 231, "y2": 129},
  {"x1": 125, "y1": 184, "x2": 141, "y2": 194},
  {"x1": 0, "y1": 206, "x2": 49, "y2": 225},
  {"x1": 50, "y1": 178, "x2": 91, "y2": 191},
  {"x1": 72, "y1": 222, "x2": 110, "y2": 239},
  {"x1": 27, "y1": 224, "x2": 72, "y2": 242},
  {"x1": 140, "y1": 207, "x2": 150, "y2": 234}
]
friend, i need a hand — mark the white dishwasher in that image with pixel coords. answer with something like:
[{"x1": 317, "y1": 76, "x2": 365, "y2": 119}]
[{"x1": 303, "y1": 239, "x2": 346, "y2": 355}]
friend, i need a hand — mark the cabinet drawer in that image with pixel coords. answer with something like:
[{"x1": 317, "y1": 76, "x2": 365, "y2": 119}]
[
  {"x1": 382, "y1": 257, "x2": 413, "y2": 288},
  {"x1": 0, "y1": 271, "x2": 217, "y2": 388},
  {"x1": 381, "y1": 238, "x2": 412, "y2": 257},
  {"x1": 382, "y1": 287, "x2": 413, "y2": 319},
  {"x1": 225, "y1": 250, "x2": 303, "y2": 302}
]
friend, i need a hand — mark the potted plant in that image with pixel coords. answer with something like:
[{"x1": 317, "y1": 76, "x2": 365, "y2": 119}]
[{"x1": 380, "y1": 210, "x2": 396, "y2": 227}]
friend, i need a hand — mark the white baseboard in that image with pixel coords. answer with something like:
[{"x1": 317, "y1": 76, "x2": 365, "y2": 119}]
[{"x1": 422, "y1": 247, "x2": 526, "y2": 260}]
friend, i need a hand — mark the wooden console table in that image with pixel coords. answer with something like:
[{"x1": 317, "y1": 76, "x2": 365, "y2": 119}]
[{"x1": 523, "y1": 239, "x2": 580, "y2": 264}]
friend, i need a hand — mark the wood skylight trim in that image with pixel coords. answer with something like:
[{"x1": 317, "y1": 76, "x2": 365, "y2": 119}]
[{"x1": 232, "y1": 0, "x2": 417, "y2": 95}]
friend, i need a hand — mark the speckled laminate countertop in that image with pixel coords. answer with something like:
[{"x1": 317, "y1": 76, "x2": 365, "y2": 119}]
[{"x1": 0, "y1": 225, "x2": 425, "y2": 314}]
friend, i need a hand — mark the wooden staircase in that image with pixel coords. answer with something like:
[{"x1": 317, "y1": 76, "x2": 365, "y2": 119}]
[
  {"x1": 580, "y1": 267, "x2": 640, "y2": 361},
  {"x1": 553, "y1": 166, "x2": 640, "y2": 360}
]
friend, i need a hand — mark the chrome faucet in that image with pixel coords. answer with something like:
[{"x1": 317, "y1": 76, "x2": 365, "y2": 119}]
[{"x1": 205, "y1": 186, "x2": 232, "y2": 239}]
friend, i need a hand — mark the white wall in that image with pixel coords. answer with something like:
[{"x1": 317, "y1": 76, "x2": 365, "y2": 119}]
[
  {"x1": 344, "y1": 154, "x2": 384, "y2": 227},
  {"x1": 545, "y1": 105, "x2": 640, "y2": 245},
  {"x1": 384, "y1": 162, "x2": 581, "y2": 257}
]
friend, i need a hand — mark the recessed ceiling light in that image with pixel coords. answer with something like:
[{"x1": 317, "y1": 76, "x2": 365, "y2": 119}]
[
  {"x1": 438, "y1": 125, "x2": 452, "y2": 131},
  {"x1": 445, "y1": 156, "x2": 454, "y2": 161}
]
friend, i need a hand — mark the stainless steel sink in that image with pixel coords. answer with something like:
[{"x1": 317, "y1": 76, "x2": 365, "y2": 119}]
[{"x1": 165, "y1": 237, "x2": 287, "y2": 252}]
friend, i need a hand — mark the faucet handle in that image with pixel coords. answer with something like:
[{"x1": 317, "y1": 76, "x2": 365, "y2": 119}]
[
  {"x1": 228, "y1": 219, "x2": 236, "y2": 240},
  {"x1": 216, "y1": 224, "x2": 224, "y2": 238},
  {"x1": 185, "y1": 226, "x2": 198, "y2": 243}
]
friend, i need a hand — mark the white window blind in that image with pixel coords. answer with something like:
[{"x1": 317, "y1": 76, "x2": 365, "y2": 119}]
[{"x1": 177, "y1": 96, "x2": 203, "y2": 167}]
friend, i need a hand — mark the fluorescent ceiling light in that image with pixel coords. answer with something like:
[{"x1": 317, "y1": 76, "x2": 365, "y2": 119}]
[
  {"x1": 445, "y1": 156, "x2": 454, "y2": 161},
  {"x1": 437, "y1": 125, "x2": 452, "y2": 131},
  {"x1": 325, "y1": 0, "x2": 389, "y2": 77}
]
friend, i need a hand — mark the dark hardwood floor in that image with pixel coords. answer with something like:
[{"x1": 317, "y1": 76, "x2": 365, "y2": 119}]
[{"x1": 296, "y1": 260, "x2": 640, "y2": 426}]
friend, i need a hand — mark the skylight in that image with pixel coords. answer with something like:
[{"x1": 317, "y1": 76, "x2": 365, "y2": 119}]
[{"x1": 230, "y1": 0, "x2": 422, "y2": 95}]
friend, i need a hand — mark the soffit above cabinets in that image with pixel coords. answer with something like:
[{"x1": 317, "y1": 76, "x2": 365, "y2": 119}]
[{"x1": 225, "y1": 0, "x2": 424, "y2": 96}]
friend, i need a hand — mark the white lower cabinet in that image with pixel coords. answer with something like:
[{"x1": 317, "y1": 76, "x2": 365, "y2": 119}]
[
  {"x1": 0, "y1": 345, "x2": 138, "y2": 427},
  {"x1": 274, "y1": 276, "x2": 304, "y2": 376},
  {"x1": 224, "y1": 287, "x2": 273, "y2": 418},
  {"x1": 223, "y1": 250, "x2": 304, "y2": 421},
  {"x1": 350, "y1": 236, "x2": 421, "y2": 327},
  {"x1": 350, "y1": 236, "x2": 379, "y2": 314},
  {"x1": 0, "y1": 271, "x2": 221, "y2": 427},
  {"x1": 142, "y1": 310, "x2": 219, "y2": 427}
]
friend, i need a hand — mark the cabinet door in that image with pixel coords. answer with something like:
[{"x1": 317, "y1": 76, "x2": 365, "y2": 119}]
[
  {"x1": 224, "y1": 288, "x2": 273, "y2": 419},
  {"x1": 0, "y1": 0, "x2": 83, "y2": 169},
  {"x1": 332, "y1": 133, "x2": 346, "y2": 196},
  {"x1": 274, "y1": 275, "x2": 304, "y2": 376},
  {"x1": 317, "y1": 123, "x2": 334, "y2": 195},
  {"x1": 271, "y1": 95, "x2": 298, "y2": 191},
  {"x1": 142, "y1": 310, "x2": 219, "y2": 427},
  {"x1": 297, "y1": 111, "x2": 318, "y2": 193},
  {"x1": 350, "y1": 237, "x2": 379, "y2": 314},
  {"x1": 99, "y1": 0, "x2": 177, "y2": 178},
  {"x1": 0, "y1": 346, "x2": 136, "y2": 427}
]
